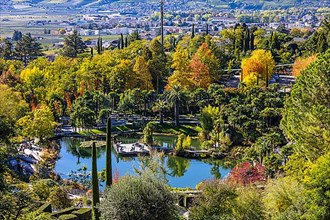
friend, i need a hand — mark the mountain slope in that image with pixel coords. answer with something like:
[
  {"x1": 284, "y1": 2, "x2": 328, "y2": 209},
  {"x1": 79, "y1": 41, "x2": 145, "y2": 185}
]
[{"x1": 1, "y1": 0, "x2": 326, "y2": 11}]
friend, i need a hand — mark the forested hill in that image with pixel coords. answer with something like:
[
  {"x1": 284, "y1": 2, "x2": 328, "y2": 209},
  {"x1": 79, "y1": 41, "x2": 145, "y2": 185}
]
[{"x1": 2, "y1": 0, "x2": 327, "y2": 12}]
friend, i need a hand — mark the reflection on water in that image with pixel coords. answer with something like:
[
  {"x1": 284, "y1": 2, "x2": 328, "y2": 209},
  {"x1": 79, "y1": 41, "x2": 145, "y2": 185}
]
[{"x1": 56, "y1": 136, "x2": 231, "y2": 188}]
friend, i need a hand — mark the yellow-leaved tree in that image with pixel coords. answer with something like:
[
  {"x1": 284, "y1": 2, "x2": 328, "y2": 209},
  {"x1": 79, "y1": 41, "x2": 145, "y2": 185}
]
[
  {"x1": 166, "y1": 46, "x2": 192, "y2": 90},
  {"x1": 17, "y1": 105, "x2": 57, "y2": 140},
  {"x1": 292, "y1": 55, "x2": 317, "y2": 77},
  {"x1": 133, "y1": 56, "x2": 153, "y2": 91},
  {"x1": 241, "y1": 49, "x2": 275, "y2": 87}
]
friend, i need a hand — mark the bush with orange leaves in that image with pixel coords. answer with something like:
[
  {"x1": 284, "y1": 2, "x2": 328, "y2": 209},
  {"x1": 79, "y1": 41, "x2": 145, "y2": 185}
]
[{"x1": 292, "y1": 55, "x2": 317, "y2": 77}]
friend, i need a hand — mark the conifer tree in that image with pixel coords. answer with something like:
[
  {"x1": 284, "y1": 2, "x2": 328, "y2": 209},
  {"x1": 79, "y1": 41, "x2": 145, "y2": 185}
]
[
  {"x1": 15, "y1": 33, "x2": 43, "y2": 65},
  {"x1": 62, "y1": 30, "x2": 86, "y2": 58},
  {"x1": 92, "y1": 142, "x2": 100, "y2": 220},
  {"x1": 125, "y1": 35, "x2": 128, "y2": 47},
  {"x1": 105, "y1": 117, "x2": 112, "y2": 187},
  {"x1": 120, "y1": 34, "x2": 124, "y2": 49},
  {"x1": 0, "y1": 39, "x2": 13, "y2": 60},
  {"x1": 192, "y1": 24, "x2": 195, "y2": 38}
]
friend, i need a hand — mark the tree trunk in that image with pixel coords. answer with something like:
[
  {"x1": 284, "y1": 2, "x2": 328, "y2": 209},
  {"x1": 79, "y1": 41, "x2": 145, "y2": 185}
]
[{"x1": 175, "y1": 100, "x2": 179, "y2": 126}]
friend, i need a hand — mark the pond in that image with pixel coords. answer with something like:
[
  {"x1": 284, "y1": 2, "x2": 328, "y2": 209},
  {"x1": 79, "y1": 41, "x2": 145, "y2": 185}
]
[{"x1": 55, "y1": 135, "x2": 231, "y2": 189}]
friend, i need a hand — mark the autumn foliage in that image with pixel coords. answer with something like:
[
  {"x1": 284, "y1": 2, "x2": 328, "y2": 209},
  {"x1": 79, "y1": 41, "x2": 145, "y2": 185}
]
[
  {"x1": 228, "y1": 162, "x2": 266, "y2": 186},
  {"x1": 292, "y1": 54, "x2": 317, "y2": 77},
  {"x1": 241, "y1": 49, "x2": 275, "y2": 87},
  {"x1": 166, "y1": 43, "x2": 218, "y2": 90}
]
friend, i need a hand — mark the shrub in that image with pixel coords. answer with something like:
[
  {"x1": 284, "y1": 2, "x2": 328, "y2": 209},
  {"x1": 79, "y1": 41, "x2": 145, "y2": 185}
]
[
  {"x1": 100, "y1": 174, "x2": 178, "y2": 220},
  {"x1": 47, "y1": 187, "x2": 72, "y2": 209}
]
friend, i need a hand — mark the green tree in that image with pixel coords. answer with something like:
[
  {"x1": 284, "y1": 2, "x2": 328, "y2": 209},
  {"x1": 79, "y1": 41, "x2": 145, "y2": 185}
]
[
  {"x1": 105, "y1": 117, "x2": 112, "y2": 187},
  {"x1": 281, "y1": 50, "x2": 330, "y2": 160},
  {"x1": 263, "y1": 177, "x2": 310, "y2": 220},
  {"x1": 166, "y1": 85, "x2": 186, "y2": 126},
  {"x1": 15, "y1": 34, "x2": 43, "y2": 65},
  {"x1": 148, "y1": 38, "x2": 167, "y2": 94},
  {"x1": 100, "y1": 174, "x2": 177, "y2": 220},
  {"x1": 17, "y1": 105, "x2": 57, "y2": 140},
  {"x1": 152, "y1": 99, "x2": 168, "y2": 124},
  {"x1": 0, "y1": 39, "x2": 14, "y2": 60},
  {"x1": 92, "y1": 142, "x2": 100, "y2": 220},
  {"x1": 303, "y1": 152, "x2": 330, "y2": 219},
  {"x1": 200, "y1": 105, "x2": 220, "y2": 140},
  {"x1": 0, "y1": 84, "x2": 28, "y2": 141},
  {"x1": 62, "y1": 30, "x2": 87, "y2": 58}
]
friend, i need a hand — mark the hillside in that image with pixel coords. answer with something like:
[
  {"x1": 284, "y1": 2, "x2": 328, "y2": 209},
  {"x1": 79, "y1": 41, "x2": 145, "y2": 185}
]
[{"x1": 1, "y1": 0, "x2": 327, "y2": 12}]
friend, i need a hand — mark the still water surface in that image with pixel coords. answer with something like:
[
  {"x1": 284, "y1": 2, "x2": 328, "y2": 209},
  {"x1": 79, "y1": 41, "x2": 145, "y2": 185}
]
[{"x1": 55, "y1": 136, "x2": 231, "y2": 188}]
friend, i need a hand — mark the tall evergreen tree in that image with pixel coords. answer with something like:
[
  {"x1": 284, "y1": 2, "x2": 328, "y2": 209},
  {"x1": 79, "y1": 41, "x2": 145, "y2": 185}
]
[
  {"x1": 160, "y1": 0, "x2": 164, "y2": 52},
  {"x1": 105, "y1": 117, "x2": 112, "y2": 187},
  {"x1": 97, "y1": 37, "x2": 101, "y2": 55},
  {"x1": 14, "y1": 34, "x2": 43, "y2": 65},
  {"x1": 62, "y1": 30, "x2": 86, "y2": 58},
  {"x1": 92, "y1": 142, "x2": 100, "y2": 220},
  {"x1": 125, "y1": 35, "x2": 128, "y2": 47},
  {"x1": 1, "y1": 40, "x2": 13, "y2": 60},
  {"x1": 148, "y1": 38, "x2": 167, "y2": 94},
  {"x1": 120, "y1": 34, "x2": 124, "y2": 50},
  {"x1": 250, "y1": 26, "x2": 256, "y2": 51},
  {"x1": 192, "y1": 24, "x2": 195, "y2": 39}
]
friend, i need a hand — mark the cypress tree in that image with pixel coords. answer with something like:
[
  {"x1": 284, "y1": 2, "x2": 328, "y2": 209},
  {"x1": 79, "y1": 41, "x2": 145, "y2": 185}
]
[
  {"x1": 192, "y1": 24, "x2": 195, "y2": 38},
  {"x1": 136, "y1": 29, "x2": 139, "y2": 40},
  {"x1": 120, "y1": 34, "x2": 124, "y2": 49},
  {"x1": 97, "y1": 38, "x2": 101, "y2": 54},
  {"x1": 105, "y1": 117, "x2": 112, "y2": 187},
  {"x1": 125, "y1": 35, "x2": 128, "y2": 47},
  {"x1": 91, "y1": 47, "x2": 94, "y2": 57},
  {"x1": 244, "y1": 28, "x2": 250, "y2": 53},
  {"x1": 92, "y1": 142, "x2": 100, "y2": 220},
  {"x1": 100, "y1": 37, "x2": 103, "y2": 52},
  {"x1": 250, "y1": 27, "x2": 255, "y2": 51},
  {"x1": 206, "y1": 23, "x2": 209, "y2": 35},
  {"x1": 160, "y1": 0, "x2": 164, "y2": 52}
]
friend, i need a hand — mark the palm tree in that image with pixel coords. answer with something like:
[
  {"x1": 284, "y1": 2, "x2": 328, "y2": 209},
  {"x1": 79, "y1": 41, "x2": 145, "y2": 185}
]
[
  {"x1": 167, "y1": 85, "x2": 186, "y2": 126},
  {"x1": 152, "y1": 99, "x2": 168, "y2": 124}
]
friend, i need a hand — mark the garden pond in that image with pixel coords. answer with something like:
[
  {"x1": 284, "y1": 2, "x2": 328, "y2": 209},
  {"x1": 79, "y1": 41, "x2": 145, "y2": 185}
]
[{"x1": 55, "y1": 135, "x2": 232, "y2": 189}]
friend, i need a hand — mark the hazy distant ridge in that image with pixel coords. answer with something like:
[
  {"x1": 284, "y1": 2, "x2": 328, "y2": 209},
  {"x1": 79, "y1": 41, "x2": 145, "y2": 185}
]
[{"x1": 1, "y1": 0, "x2": 326, "y2": 11}]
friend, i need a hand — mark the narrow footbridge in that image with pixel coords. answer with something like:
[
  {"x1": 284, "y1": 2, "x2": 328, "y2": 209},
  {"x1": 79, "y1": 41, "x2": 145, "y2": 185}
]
[{"x1": 175, "y1": 190, "x2": 202, "y2": 208}]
